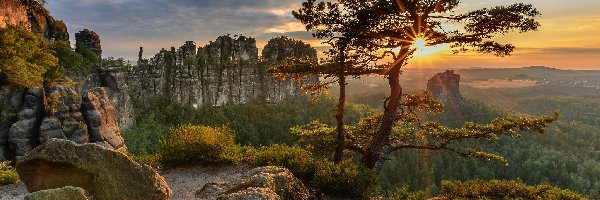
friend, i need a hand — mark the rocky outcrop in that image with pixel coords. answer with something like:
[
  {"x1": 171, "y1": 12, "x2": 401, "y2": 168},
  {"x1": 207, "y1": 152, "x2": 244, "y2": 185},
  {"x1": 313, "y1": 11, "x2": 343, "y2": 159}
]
[
  {"x1": 0, "y1": 86, "x2": 126, "y2": 162},
  {"x1": 16, "y1": 139, "x2": 171, "y2": 200},
  {"x1": 8, "y1": 87, "x2": 44, "y2": 161},
  {"x1": 75, "y1": 29, "x2": 102, "y2": 56},
  {"x1": 24, "y1": 186, "x2": 89, "y2": 200},
  {"x1": 131, "y1": 35, "x2": 319, "y2": 107},
  {"x1": 427, "y1": 70, "x2": 463, "y2": 104},
  {"x1": 0, "y1": 87, "x2": 22, "y2": 160},
  {"x1": 81, "y1": 88, "x2": 125, "y2": 152},
  {"x1": 39, "y1": 85, "x2": 88, "y2": 145},
  {"x1": 0, "y1": 0, "x2": 69, "y2": 42},
  {"x1": 196, "y1": 166, "x2": 310, "y2": 200}
]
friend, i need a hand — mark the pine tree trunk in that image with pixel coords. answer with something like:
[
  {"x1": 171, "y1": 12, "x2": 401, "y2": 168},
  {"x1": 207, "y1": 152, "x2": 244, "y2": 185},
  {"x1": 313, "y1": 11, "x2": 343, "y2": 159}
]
[
  {"x1": 334, "y1": 75, "x2": 346, "y2": 163},
  {"x1": 363, "y1": 62, "x2": 404, "y2": 169}
]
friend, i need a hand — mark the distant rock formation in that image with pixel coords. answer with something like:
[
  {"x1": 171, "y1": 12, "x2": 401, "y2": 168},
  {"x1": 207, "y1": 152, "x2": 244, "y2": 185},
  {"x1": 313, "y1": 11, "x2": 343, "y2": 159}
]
[
  {"x1": 131, "y1": 35, "x2": 319, "y2": 107},
  {"x1": 262, "y1": 36, "x2": 319, "y2": 102},
  {"x1": 0, "y1": 86, "x2": 127, "y2": 161},
  {"x1": 427, "y1": 70, "x2": 463, "y2": 104},
  {"x1": 75, "y1": 29, "x2": 102, "y2": 56},
  {"x1": 0, "y1": 0, "x2": 69, "y2": 42}
]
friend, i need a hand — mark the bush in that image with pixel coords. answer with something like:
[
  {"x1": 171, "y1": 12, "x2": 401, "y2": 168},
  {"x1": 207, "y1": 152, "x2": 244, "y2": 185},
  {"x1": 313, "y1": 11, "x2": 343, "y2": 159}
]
[
  {"x1": 0, "y1": 161, "x2": 18, "y2": 185},
  {"x1": 253, "y1": 144, "x2": 317, "y2": 181},
  {"x1": 122, "y1": 117, "x2": 167, "y2": 155},
  {"x1": 383, "y1": 185, "x2": 427, "y2": 200},
  {"x1": 252, "y1": 144, "x2": 378, "y2": 198},
  {"x1": 312, "y1": 159, "x2": 379, "y2": 198},
  {"x1": 438, "y1": 179, "x2": 587, "y2": 200},
  {"x1": 158, "y1": 124, "x2": 242, "y2": 166}
]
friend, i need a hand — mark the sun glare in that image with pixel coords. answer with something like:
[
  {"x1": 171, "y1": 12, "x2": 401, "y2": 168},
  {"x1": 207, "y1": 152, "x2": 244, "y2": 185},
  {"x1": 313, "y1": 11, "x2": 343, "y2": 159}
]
[{"x1": 410, "y1": 37, "x2": 446, "y2": 57}]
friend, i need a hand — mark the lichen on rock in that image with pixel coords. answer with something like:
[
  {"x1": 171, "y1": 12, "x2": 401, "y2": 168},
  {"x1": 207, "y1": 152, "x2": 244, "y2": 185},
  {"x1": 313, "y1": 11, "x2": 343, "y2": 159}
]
[{"x1": 16, "y1": 139, "x2": 171, "y2": 200}]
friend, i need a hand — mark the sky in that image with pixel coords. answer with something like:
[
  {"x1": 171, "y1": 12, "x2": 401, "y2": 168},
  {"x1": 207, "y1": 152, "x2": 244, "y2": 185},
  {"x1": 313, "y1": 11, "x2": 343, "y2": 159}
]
[{"x1": 45, "y1": 0, "x2": 600, "y2": 70}]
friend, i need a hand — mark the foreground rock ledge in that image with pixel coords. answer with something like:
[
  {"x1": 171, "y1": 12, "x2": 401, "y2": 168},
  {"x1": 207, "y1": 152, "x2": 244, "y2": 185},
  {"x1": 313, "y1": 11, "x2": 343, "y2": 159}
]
[
  {"x1": 196, "y1": 166, "x2": 310, "y2": 200},
  {"x1": 16, "y1": 139, "x2": 171, "y2": 200}
]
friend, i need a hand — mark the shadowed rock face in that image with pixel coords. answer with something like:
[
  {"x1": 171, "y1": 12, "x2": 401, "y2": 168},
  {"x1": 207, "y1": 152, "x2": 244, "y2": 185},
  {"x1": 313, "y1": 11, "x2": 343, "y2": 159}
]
[
  {"x1": 8, "y1": 87, "x2": 45, "y2": 161},
  {"x1": 16, "y1": 139, "x2": 171, "y2": 200}
]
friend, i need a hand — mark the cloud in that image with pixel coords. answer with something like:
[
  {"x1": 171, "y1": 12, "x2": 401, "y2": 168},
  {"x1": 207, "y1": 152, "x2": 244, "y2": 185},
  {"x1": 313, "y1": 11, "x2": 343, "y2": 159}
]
[{"x1": 45, "y1": 0, "x2": 306, "y2": 60}]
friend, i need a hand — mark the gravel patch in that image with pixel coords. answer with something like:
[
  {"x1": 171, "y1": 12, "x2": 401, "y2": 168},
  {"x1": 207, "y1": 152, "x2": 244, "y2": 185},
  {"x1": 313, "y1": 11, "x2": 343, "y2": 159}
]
[{"x1": 0, "y1": 164, "x2": 250, "y2": 200}]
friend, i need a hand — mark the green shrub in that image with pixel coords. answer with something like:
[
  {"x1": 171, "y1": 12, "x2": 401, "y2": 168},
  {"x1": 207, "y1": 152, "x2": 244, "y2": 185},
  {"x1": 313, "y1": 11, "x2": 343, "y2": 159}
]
[
  {"x1": 158, "y1": 124, "x2": 242, "y2": 166},
  {"x1": 0, "y1": 161, "x2": 18, "y2": 185},
  {"x1": 253, "y1": 144, "x2": 317, "y2": 181},
  {"x1": 438, "y1": 179, "x2": 587, "y2": 200},
  {"x1": 383, "y1": 185, "x2": 427, "y2": 200},
  {"x1": 312, "y1": 159, "x2": 379, "y2": 198},
  {"x1": 122, "y1": 117, "x2": 167, "y2": 155},
  {"x1": 253, "y1": 144, "x2": 378, "y2": 198}
]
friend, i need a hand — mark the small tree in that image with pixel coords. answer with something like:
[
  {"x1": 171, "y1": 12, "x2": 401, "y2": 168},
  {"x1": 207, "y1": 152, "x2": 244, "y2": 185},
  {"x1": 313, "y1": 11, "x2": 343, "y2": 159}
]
[
  {"x1": 270, "y1": 37, "x2": 380, "y2": 163},
  {"x1": 0, "y1": 26, "x2": 57, "y2": 88},
  {"x1": 293, "y1": 0, "x2": 551, "y2": 169}
]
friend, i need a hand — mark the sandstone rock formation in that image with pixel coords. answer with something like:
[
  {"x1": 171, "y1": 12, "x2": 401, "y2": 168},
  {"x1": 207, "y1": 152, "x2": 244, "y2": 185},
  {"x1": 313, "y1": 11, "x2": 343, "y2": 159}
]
[
  {"x1": 131, "y1": 35, "x2": 319, "y2": 107},
  {"x1": 39, "y1": 85, "x2": 88, "y2": 145},
  {"x1": 8, "y1": 87, "x2": 44, "y2": 161},
  {"x1": 427, "y1": 70, "x2": 463, "y2": 104},
  {"x1": 0, "y1": 86, "x2": 126, "y2": 161},
  {"x1": 75, "y1": 29, "x2": 102, "y2": 56},
  {"x1": 16, "y1": 139, "x2": 171, "y2": 200},
  {"x1": 196, "y1": 166, "x2": 310, "y2": 200},
  {"x1": 0, "y1": 0, "x2": 69, "y2": 42},
  {"x1": 81, "y1": 88, "x2": 126, "y2": 152},
  {"x1": 24, "y1": 186, "x2": 89, "y2": 200}
]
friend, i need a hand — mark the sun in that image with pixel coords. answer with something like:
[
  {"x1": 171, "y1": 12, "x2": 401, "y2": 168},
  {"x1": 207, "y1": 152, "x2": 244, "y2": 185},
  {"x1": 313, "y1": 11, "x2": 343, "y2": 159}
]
[
  {"x1": 410, "y1": 37, "x2": 447, "y2": 57},
  {"x1": 412, "y1": 38, "x2": 427, "y2": 49}
]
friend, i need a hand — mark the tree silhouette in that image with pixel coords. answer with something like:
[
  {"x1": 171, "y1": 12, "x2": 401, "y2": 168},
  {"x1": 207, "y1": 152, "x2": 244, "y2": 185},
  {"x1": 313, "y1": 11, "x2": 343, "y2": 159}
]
[
  {"x1": 269, "y1": 37, "x2": 381, "y2": 163},
  {"x1": 293, "y1": 0, "x2": 548, "y2": 169}
]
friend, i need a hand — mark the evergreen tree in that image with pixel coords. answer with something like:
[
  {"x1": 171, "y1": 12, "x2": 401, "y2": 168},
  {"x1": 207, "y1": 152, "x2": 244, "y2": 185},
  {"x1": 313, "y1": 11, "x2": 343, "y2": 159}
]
[{"x1": 292, "y1": 0, "x2": 548, "y2": 169}]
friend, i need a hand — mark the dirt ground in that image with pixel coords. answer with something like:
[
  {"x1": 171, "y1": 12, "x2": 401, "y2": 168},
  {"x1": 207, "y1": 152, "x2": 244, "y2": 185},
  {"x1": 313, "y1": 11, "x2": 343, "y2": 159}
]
[{"x1": 0, "y1": 164, "x2": 250, "y2": 200}]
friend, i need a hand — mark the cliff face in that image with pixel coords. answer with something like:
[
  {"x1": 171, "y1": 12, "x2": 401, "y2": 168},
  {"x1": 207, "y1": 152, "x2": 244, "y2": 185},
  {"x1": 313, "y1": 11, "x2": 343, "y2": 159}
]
[
  {"x1": 0, "y1": 0, "x2": 69, "y2": 42},
  {"x1": 262, "y1": 36, "x2": 319, "y2": 102},
  {"x1": 131, "y1": 35, "x2": 318, "y2": 107}
]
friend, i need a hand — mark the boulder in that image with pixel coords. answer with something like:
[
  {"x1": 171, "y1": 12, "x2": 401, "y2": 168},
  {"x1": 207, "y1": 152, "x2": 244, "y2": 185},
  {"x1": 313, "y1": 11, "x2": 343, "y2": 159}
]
[
  {"x1": 24, "y1": 186, "x2": 88, "y2": 200},
  {"x1": 16, "y1": 139, "x2": 171, "y2": 200},
  {"x1": 196, "y1": 166, "x2": 310, "y2": 200},
  {"x1": 81, "y1": 87, "x2": 125, "y2": 151}
]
